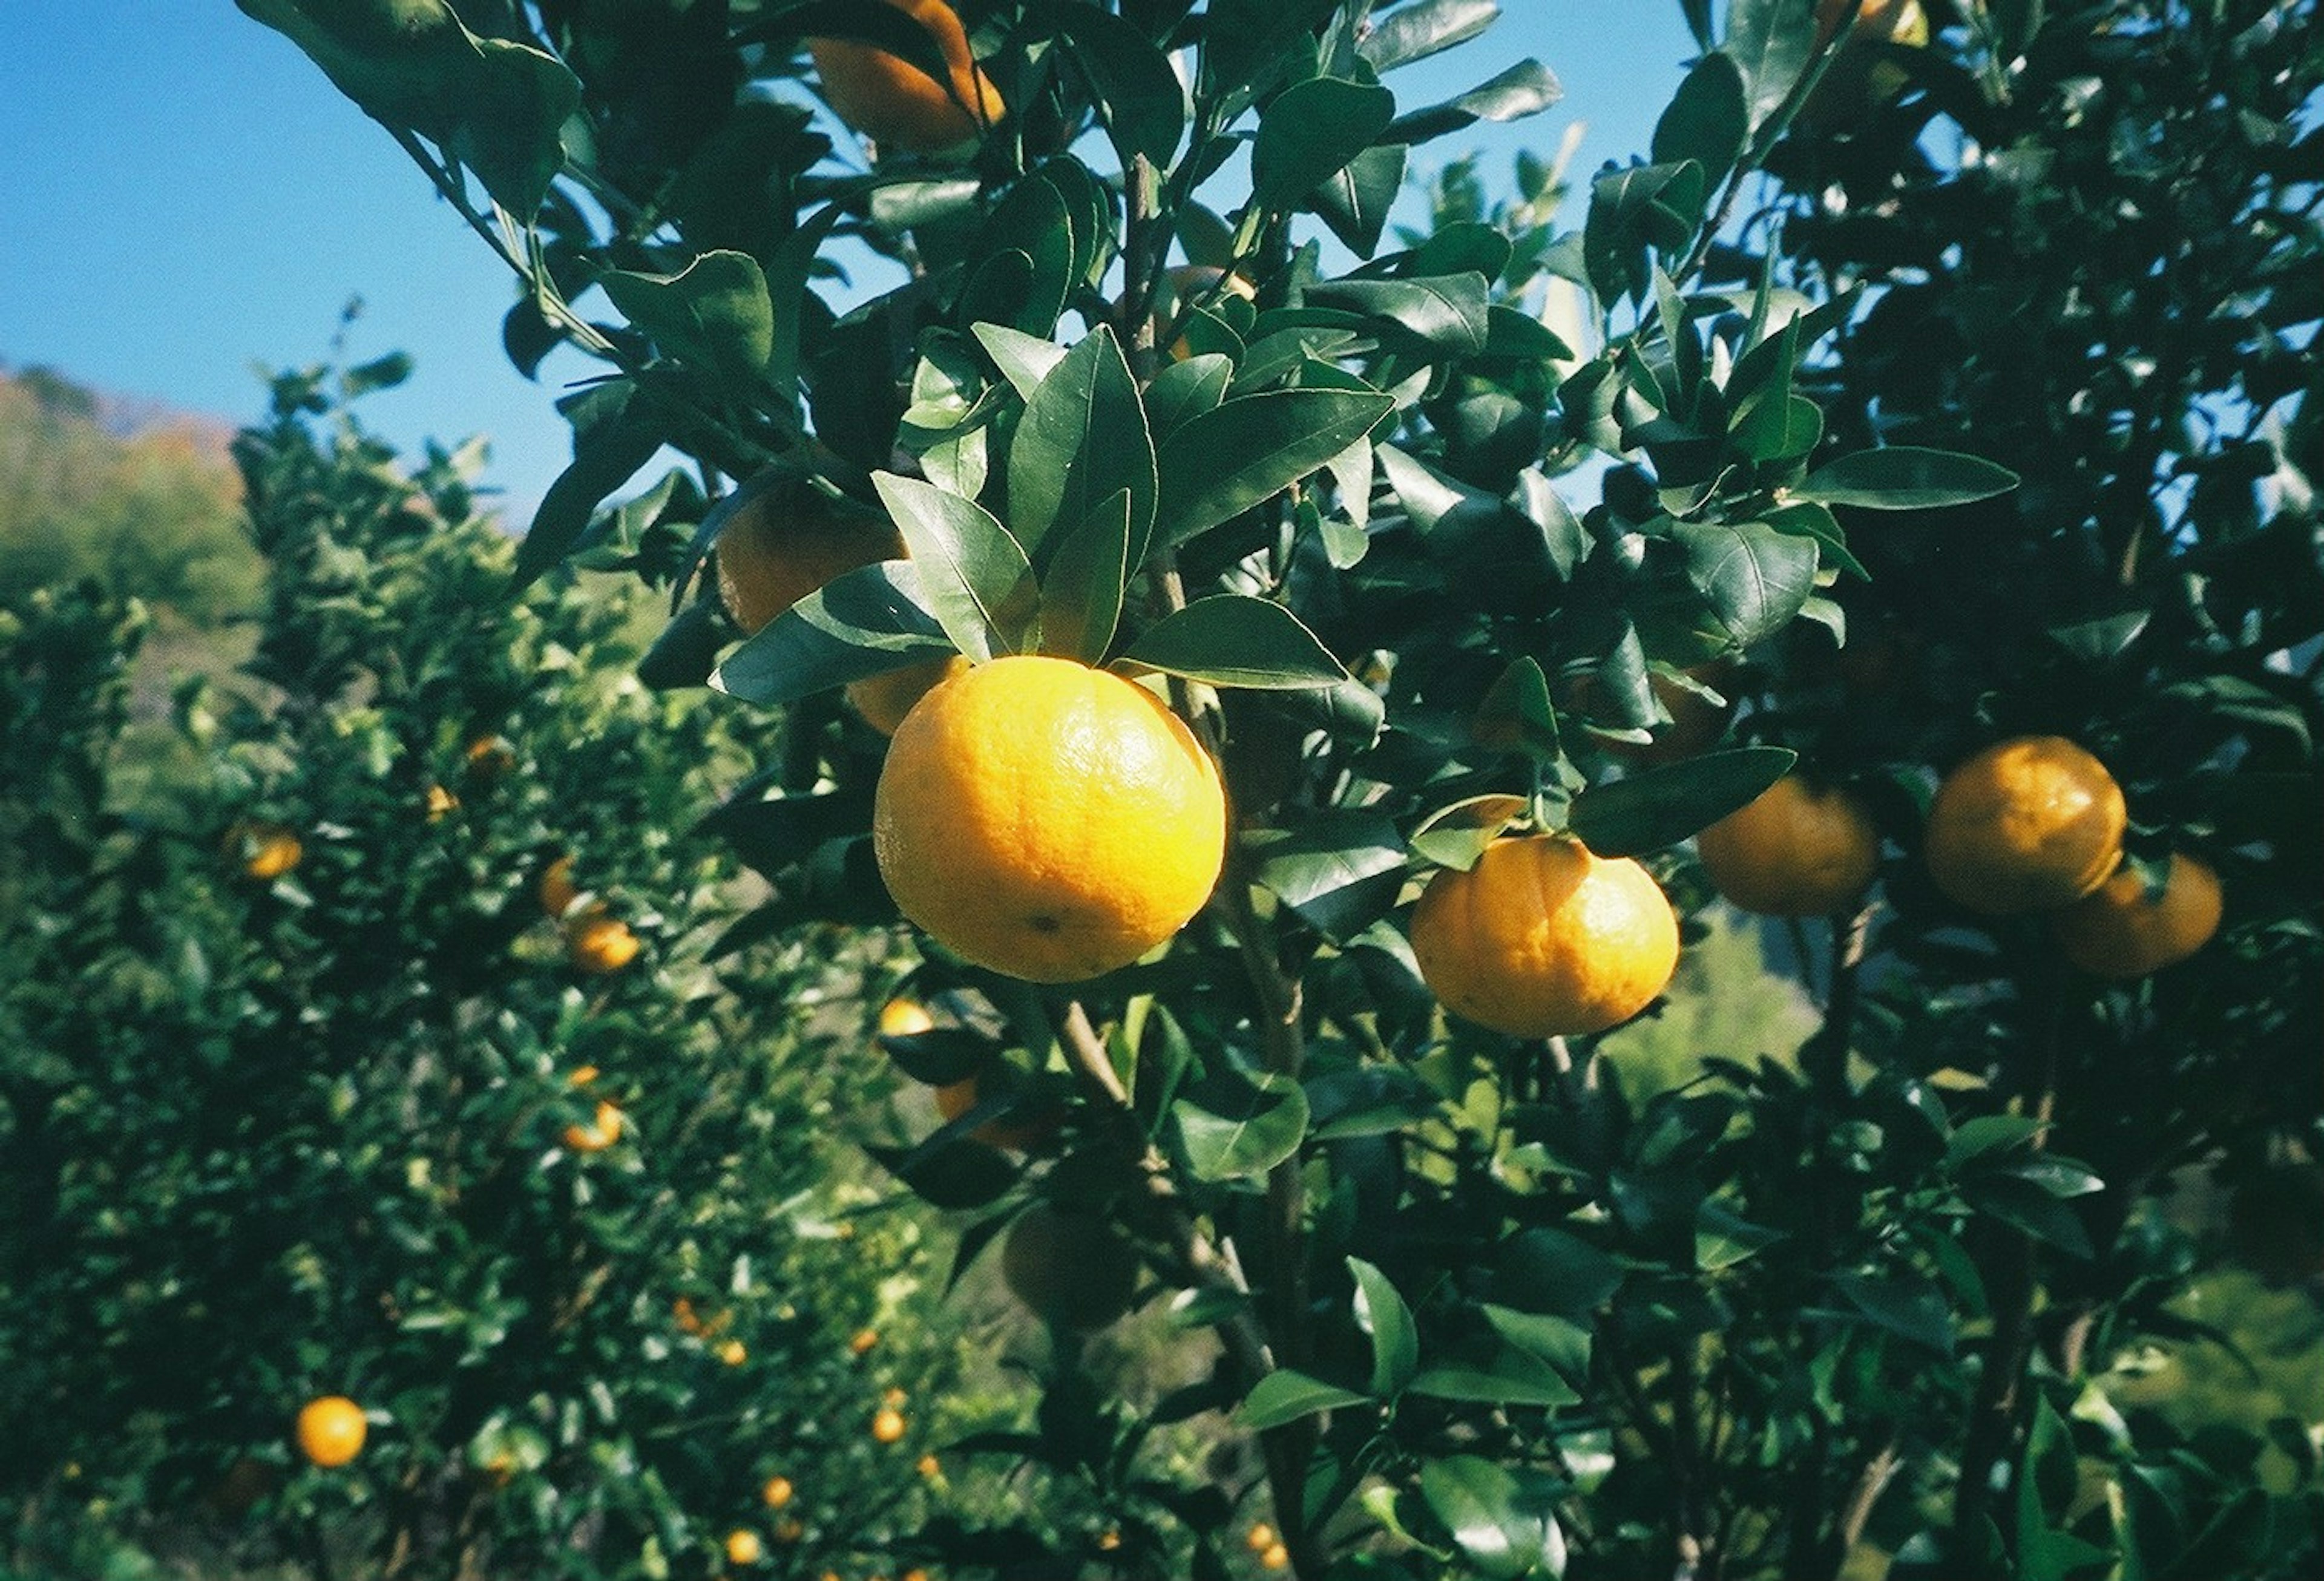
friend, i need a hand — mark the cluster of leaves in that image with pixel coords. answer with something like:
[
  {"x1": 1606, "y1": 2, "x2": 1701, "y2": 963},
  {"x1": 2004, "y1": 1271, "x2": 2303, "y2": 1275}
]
[
  {"x1": 0, "y1": 368, "x2": 990, "y2": 1581},
  {"x1": 237, "y1": 2, "x2": 2323, "y2": 1580}
]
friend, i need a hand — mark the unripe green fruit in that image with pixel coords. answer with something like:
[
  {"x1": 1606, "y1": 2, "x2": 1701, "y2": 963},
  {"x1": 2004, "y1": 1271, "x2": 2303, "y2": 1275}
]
[{"x1": 1001, "y1": 1203, "x2": 1139, "y2": 1331}]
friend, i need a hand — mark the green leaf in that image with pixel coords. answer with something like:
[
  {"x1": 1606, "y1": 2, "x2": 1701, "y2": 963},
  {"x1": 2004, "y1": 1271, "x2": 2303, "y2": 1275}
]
[
  {"x1": 1794, "y1": 447, "x2": 2022, "y2": 509},
  {"x1": 1252, "y1": 77, "x2": 1397, "y2": 214},
  {"x1": 1472, "y1": 658, "x2": 1561, "y2": 760},
  {"x1": 1407, "y1": 1359, "x2": 1581, "y2": 1410},
  {"x1": 1174, "y1": 1065, "x2": 1309, "y2": 1182},
  {"x1": 1311, "y1": 143, "x2": 1407, "y2": 257},
  {"x1": 871, "y1": 473, "x2": 1038, "y2": 663},
  {"x1": 1496, "y1": 1228, "x2": 1624, "y2": 1318},
  {"x1": 1154, "y1": 389, "x2": 1395, "y2": 547},
  {"x1": 1247, "y1": 811, "x2": 1407, "y2": 943},
  {"x1": 1409, "y1": 794, "x2": 1529, "y2": 873},
  {"x1": 864, "y1": 1138, "x2": 1016, "y2": 1211},
  {"x1": 1348, "y1": 1258, "x2": 1420, "y2": 1397},
  {"x1": 1057, "y1": 4, "x2": 1187, "y2": 168},
  {"x1": 971, "y1": 321, "x2": 1068, "y2": 400},
  {"x1": 1663, "y1": 520, "x2": 1821, "y2": 650},
  {"x1": 1724, "y1": 0, "x2": 1818, "y2": 133},
  {"x1": 711, "y1": 561, "x2": 955, "y2": 707},
  {"x1": 1008, "y1": 324, "x2": 1156, "y2": 561},
  {"x1": 453, "y1": 36, "x2": 583, "y2": 220},
  {"x1": 1118, "y1": 595, "x2": 1347, "y2": 689},
  {"x1": 1478, "y1": 1304, "x2": 1592, "y2": 1386},
  {"x1": 1419, "y1": 1457, "x2": 1566, "y2": 1579},
  {"x1": 516, "y1": 385, "x2": 662, "y2": 587},
  {"x1": 1308, "y1": 273, "x2": 1491, "y2": 355},
  {"x1": 1141, "y1": 354, "x2": 1233, "y2": 439},
  {"x1": 1383, "y1": 58, "x2": 1562, "y2": 146},
  {"x1": 1831, "y1": 1271, "x2": 1957, "y2": 1357},
  {"x1": 1037, "y1": 491, "x2": 1131, "y2": 665},
  {"x1": 341, "y1": 351, "x2": 413, "y2": 396},
  {"x1": 1652, "y1": 50, "x2": 1748, "y2": 187},
  {"x1": 1358, "y1": 0, "x2": 1498, "y2": 72},
  {"x1": 1566, "y1": 745, "x2": 1796, "y2": 856},
  {"x1": 1584, "y1": 161, "x2": 1707, "y2": 307},
  {"x1": 1236, "y1": 1368, "x2": 1371, "y2": 1432},
  {"x1": 600, "y1": 251, "x2": 774, "y2": 397}
]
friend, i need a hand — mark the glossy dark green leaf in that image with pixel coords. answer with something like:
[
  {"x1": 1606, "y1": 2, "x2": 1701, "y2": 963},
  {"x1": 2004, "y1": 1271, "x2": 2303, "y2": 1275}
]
[
  {"x1": 1584, "y1": 160, "x2": 1709, "y2": 306},
  {"x1": 1724, "y1": 0, "x2": 1818, "y2": 132},
  {"x1": 1118, "y1": 595, "x2": 1347, "y2": 689},
  {"x1": 872, "y1": 473, "x2": 1037, "y2": 662},
  {"x1": 1496, "y1": 1227, "x2": 1624, "y2": 1318},
  {"x1": 1055, "y1": 2, "x2": 1187, "y2": 168},
  {"x1": 864, "y1": 1137, "x2": 1016, "y2": 1210},
  {"x1": 1348, "y1": 1258, "x2": 1420, "y2": 1396},
  {"x1": 1174, "y1": 1065, "x2": 1310, "y2": 1182},
  {"x1": 711, "y1": 561, "x2": 956, "y2": 707},
  {"x1": 1473, "y1": 658, "x2": 1561, "y2": 760},
  {"x1": 515, "y1": 387, "x2": 662, "y2": 587},
  {"x1": 1566, "y1": 745, "x2": 1796, "y2": 856},
  {"x1": 1247, "y1": 811, "x2": 1407, "y2": 943},
  {"x1": 1669, "y1": 520, "x2": 1821, "y2": 649},
  {"x1": 1357, "y1": 0, "x2": 1498, "y2": 71},
  {"x1": 1141, "y1": 355, "x2": 1233, "y2": 439},
  {"x1": 1009, "y1": 325, "x2": 1156, "y2": 559},
  {"x1": 453, "y1": 36, "x2": 583, "y2": 220},
  {"x1": 1766, "y1": 499, "x2": 1865, "y2": 579},
  {"x1": 1311, "y1": 143, "x2": 1407, "y2": 257},
  {"x1": 1236, "y1": 1367, "x2": 1371, "y2": 1431},
  {"x1": 1794, "y1": 447, "x2": 2022, "y2": 509},
  {"x1": 1384, "y1": 58, "x2": 1562, "y2": 146},
  {"x1": 1477, "y1": 1304, "x2": 1592, "y2": 1387},
  {"x1": 1038, "y1": 490, "x2": 1131, "y2": 665},
  {"x1": 1154, "y1": 389, "x2": 1394, "y2": 546},
  {"x1": 1831, "y1": 1271, "x2": 1957, "y2": 1356},
  {"x1": 1407, "y1": 1358, "x2": 1579, "y2": 1410},
  {"x1": 1308, "y1": 273, "x2": 1491, "y2": 355},
  {"x1": 1419, "y1": 1456, "x2": 1566, "y2": 1579},
  {"x1": 601, "y1": 250, "x2": 774, "y2": 396},
  {"x1": 971, "y1": 321, "x2": 1068, "y2": 400},
  {"x1": 1253, "y1": 77, "x2": 1397, "y2": 214},
  {"x1": 1653, "y1": 51, "x2": 1748, "y2": 186}
]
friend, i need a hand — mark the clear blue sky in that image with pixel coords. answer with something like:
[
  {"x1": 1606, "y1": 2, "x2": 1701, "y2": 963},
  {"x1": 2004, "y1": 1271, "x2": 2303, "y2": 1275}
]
[{"x1": 0, "y1": 3, "x2": 1692, "y2": 520}]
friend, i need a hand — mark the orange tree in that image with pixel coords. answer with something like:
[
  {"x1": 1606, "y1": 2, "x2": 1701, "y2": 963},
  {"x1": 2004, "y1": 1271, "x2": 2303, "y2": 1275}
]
[
  {"x1": 237, "y1": 2, "x2": 2321, "y2": 1579},
  {"x1": 0, "y1": 368, "x2": 978, "y2": 1580}
]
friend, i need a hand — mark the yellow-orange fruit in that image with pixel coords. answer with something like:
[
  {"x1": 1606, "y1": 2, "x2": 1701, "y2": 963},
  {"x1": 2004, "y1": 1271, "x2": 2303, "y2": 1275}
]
[
  {"x1": 848, "y1": 655, "x2": 970, "y2": 735},
  {"x1": 872, "y1": 656, "x2": 1226, "y2": 983},
  {"x1": 850, "y1": 1326, "x2": 881, "y2": 1355},
  {"x1": 807, "y1": 0, "x2": 1005, "y2": 154},
  {"x1": 229, "y1": 820, "x2": 303, "y2": 881},
  {"x1": 1695, "y1": 775, "x2": 1882, "y2": 916},
  {"x1": 762, "y1": 1475, "x2": 795, "y2": 1508},
  {"x1": 1410, "y1": 834, "x2": 1679, "y2": 1038},
  {"x1": 871, "y1": 1406, "x2": 907, "y2": 1444},
  {"x1": 1923, "y1": 736, "x2": 2125, "y2": 914},
  {"x1": 2050, "y1": 853, "x2": 2223, "y2": 978},
  {"x1": 464, "y1": 733, "x2": 517, "y2": 779},
  {"x1": 716, "y1": 487, "x2": 905, "y2": 637},
  {"x1": 566, "y1": 912, "x2": 641, "y2": 975},
  {"x1": 934, "y1": 1072, "x2": 1065, "y2": 1151},
  {"x1": 295, "y1": 1396, "x2": 367, "y2": 1468},
  {"x1": 1246, "y1": 1523, "x2": 1279, "y2": 1553},
  {"x1": 726, "y1": 1528, "x2": 764, "y2": 1567},
  {"x1": 424, "y1": 784, "x2": 459, "y2": 821},
  {"x1": 538, "y1": 854, "x2": 580, "y2": 918},
  {"x1": 563, "y1": 1099, "x2": 624, "y2": 1153},
  {"x1": 878, "y1": 998, "x2": 936, "y2": 1037}
]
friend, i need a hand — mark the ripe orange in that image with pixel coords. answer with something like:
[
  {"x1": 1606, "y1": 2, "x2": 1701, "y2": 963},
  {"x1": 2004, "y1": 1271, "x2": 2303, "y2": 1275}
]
[
  {"x1": 878, "y1": 997, "x2": 936, "y2": 1038},
  {"x1": 1161, "y1": 264, "x2": 1258, "y2": 359},
  {"x1": 882, "y1": 1386, "x2": 909, "y2": 1409},
  {"x1": 762, "y1": 1474, "x2": 795, "y2": 1509},
  {"x1": 717, "y1": 1338, "x2": 750, "y2": 1366},
  {"x1": 424, "y1": 784, "x2": 459, "y2": 821},
  {"x1": 873, "y1": 656, "x2": 1226, "y2": 982},
  {"x1": 566, "y1": 912, "x2": 641, "y2": 974},
  {"x1": 871, "y1": 1406, "x2": 908, "y2": 1444},
  {"x1": 849, "y1": 656, "x2": 970, "y2": 735},
  {"x1": 934, "y1": 1071, "x2": 1065, "y2": 1151},
  {"x1": 1695, "y1": 774, "x2": 1881, "y2": 917},
  {"x1": 1246, "y1": 1522, "x2": 1279, "y2": 1553},
  {"x1": 563, "y1": 1100, "x2": 623, "y2": 1153},
  {"x1": 1000, "y1": 1202, "x2": 1140, "y2": 1331},
  {"x1": 715, "y1": 485, "x2": 905, "y2": 637},
  {"x1": 1259, "y1": 1542, "x2": 1292, "y2": 1571},
  {"x1": 1923, "y1": 736, "x2": 2125, "y2": 914},
  {"x1": 1410, "y1": 834, "x2": 1679, "y2": 1038},
  {"x1": 538, "y1": 854, "x2": 580, "y2": 918},
  {"x1": 807, "y1": 0, "x2": 1005, "y2": 154},
  {"x1": 849, "y1": 1326, "x2": 881, "y2": 1355},
  {"x1": 915, "y1": 1453, "x2": 941, "y2": 1479},
  {"x1": 726, "y1": 1528, "x2": 765, "y2": 1567},
  {"x1": 295, "y1": 1395, "x2": 367, "y2": 1468},
  {"x1": 1814, "y1": 0, "x2": 1929, "y2": 45},
  {"x1": 464, "y1": 733, "x2": 517, "y2": 779},
  {"x1": 229, "y1": 820, "x2": 303, "y2": 881},
  {"x1": 2051, "y1": 853, "x2": 2222, "y2": 978}
]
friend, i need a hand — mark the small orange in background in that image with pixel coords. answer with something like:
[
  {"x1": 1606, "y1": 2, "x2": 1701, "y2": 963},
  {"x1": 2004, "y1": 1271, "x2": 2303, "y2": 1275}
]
[
  {"x1": 761, "y1": 1474, "x2": 795, "y2": 1508},
  {"x1": 717, "y1": 1338, "x2": 749, "y2": 1367},
  {"x1": 1695, "y1": 774, "x2": 1882, "y2": 917},
  {"x1": 849, "y1": 1326, "x2": 881, "y2": 1355},
  {"x1": 424, "y1": 784, "x2": 459, "y2": 821},
  {"x1": 901, "y1": 1570, "x2": 931, "y2": 1581},
  {"x1": 229, "y1": 820, "x2": 303, "y2": 882},
  {"x1": 772, "y1": 1517, "x2": 806, "y2": 1544},
  {"x1": 294, "y1": 1395, "x2": 367, "y2": 1467},
  {"x1": 538, "y1": 854, "x2": 580, "y2": 918},
  {"x1": 807, "y1": 0, "x2": 1006, "y2": 155},
  {"x1": 871, "y1": 1406, "x2": 907, "y2": 1444},
  {"x1": 568, "y1": 1064, "x2": 601, "y2": 1088},
  {"x1": 1410, "y1": 833, "x2": 1680, "y2": 1038},
  {"x1": 1096, "y1": 1530, "x2": 1122, "y2": 1551},
  {"x1": 849, "y1": 656, "x2": 969, "y2": 735},
  {"x1": 915, "y1": 1453, "x2": 941, "y2": 1479},
  {"x1": 878, "y1": 998, "x2": 936, "y2": 1038},
  {"x1": 2051, "y1": 852, "x2": 2223, "y2": 978},
  {"x1": 715, "y1": 485, "x2": 905, "y2": 637},
  {"x1": 1258, "y1": 1541, "x2": 1292, "y2": 1571},
  {"x1": 726, "y1": 1528, "x2": 764, "y2": 1567},
  {"x1": 1245, "y1": 1522, "x2": 1278, "y2": 1553},
  {"x1": 1923, "y1": 735, "x2": 2125, "y2": 914},
  {"x1": 882, "y1": 1386, "x2": 908, "y2": 1408},
  {"x1": 464, "y1": 733, "x2": 517, "y2": 779},
  {"x1": 563, "y1": 1100, "x2": 623, "y2": 1153},
  {"x1": 566, "y1": 912, "x2": 640, "y2": 975}
]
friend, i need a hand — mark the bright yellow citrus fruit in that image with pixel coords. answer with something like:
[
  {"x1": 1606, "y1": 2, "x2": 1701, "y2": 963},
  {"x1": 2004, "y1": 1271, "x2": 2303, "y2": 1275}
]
[
  {"x1": 726, "y1": 1529, "x2": 764, "y2": 1567},
  {"x1": 424, "y1": 784, "x2": 459, "y2": 821},
  {"x1": 1923, "y1": 736, "x2": 2125, "y2": 914},
  {"x1": 563, "y1": 1100, "x2": 624, "y2": 1153},
  {"x1": 1001, "y1": 1202, "x2": 1140, "y2": 1331},
  {"x1": 871, "y1": 1406, "x2": 908, "y2": 1444},
  {"x1": 807, "y1": 0, "x2": 1005, "y2": 154},
  {"x1": 872, "y1": 656, "x2": 1226, "y2": 983},
  {"x1": 1815, "y1": 0, "x2": 1929, "y2": 45},
  {"x1": 2050, "y1": 852, "x2": 2222, "y2": 978},
  {"x1": 762, "y1": 1475, "x2": 793, "y2": 1508},
  {"x1": 878, "y1": 997, "x2": 936, "y2": 1038},
  {"x1": 915, "y1": 1453, "x2": 940, "y2": 1479},
  {"x1": 715, "y1": 486, "x2": 905, "y2": 637},
  {"x1": 717, "y1": 1338, "x2": 749, "y2": 1366},
  {"x1": 1410, "y1": 834, "x2": 1680, "y2": 1038},
  {"x1": 295, "y1": 1395, "x2": 367, "y2": 1468},
  {"x1": 1695, "y1": 774, "x2": 1881, "y2": 917},
  {"x1": 1260, "y1": 1542, "x2": 1292, "y2": 1571},
  {"x1": 849, "y1": 655, "x2": 970, "y2": 735},
  {"x1": 230, "y1": 821, "x2": 303, "y2": 881},
  {"x1": 566, "y1": 912, "x2": 640, "y2": 975},
  {"x1": 850, "y1": 1326, "x2": 881, "y2": 1355},
  {"x1": 538, "y1": 854, "x2": 579, "y2": 918},
  {"x1": 1246, "y1": 1522, "x2": 1279, "y2": 1553}
]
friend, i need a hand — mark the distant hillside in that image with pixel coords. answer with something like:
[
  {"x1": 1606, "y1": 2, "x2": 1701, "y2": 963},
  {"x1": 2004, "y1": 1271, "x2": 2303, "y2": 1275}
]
[{"x1": 0, "y1": 361, "x2": 257, "y2": 625}]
